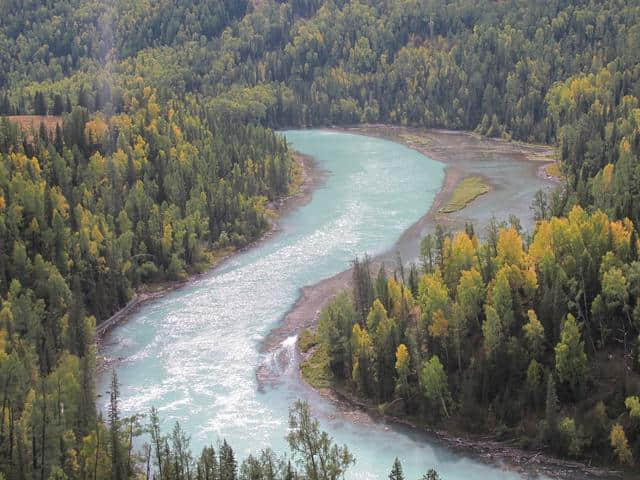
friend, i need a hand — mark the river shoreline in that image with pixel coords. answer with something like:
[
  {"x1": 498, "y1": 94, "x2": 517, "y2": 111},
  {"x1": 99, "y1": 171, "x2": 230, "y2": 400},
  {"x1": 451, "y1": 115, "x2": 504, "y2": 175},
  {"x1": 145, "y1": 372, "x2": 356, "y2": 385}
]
[
  {"x1": 261, "y1": 126, "x2": 626, "y2": 480},
  {"x1": 95, "y1": 152, "x2": 325, "y2": 348},
  {"x1": 262, "y1": 126, "x2": 556, "y2": 352},
  {"x1": 305, "y1": 379, "x2": 623, "y2": 480},
  {"x1": 95, "y1": 126, "x2": 606, "y2": 478}
]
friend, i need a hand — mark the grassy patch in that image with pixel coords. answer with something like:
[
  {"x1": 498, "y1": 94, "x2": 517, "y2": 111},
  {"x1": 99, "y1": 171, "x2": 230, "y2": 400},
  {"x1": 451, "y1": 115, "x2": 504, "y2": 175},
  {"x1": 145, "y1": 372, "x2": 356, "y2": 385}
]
[
  {"x1": 207, "y1": 245, "x2": 236, "y2": 264},
  {"x1": 399, "y1": 133, "x2": 431, "y2": 147},
  {"x1": 298, "y1": 330, "x2": 331, "y2": 389},
  {"x1": 440, "y1": 176, "x2": 489, "y2": 213},
  {"x1": 545, "y1": 161, "x2": 563, "y2": 179},
  {"x1": 300, "y1": 343, "x2": 332, "y2": 389},
  {"x1": 298, "y1": 328, "x2": 319, "y2": 353}
]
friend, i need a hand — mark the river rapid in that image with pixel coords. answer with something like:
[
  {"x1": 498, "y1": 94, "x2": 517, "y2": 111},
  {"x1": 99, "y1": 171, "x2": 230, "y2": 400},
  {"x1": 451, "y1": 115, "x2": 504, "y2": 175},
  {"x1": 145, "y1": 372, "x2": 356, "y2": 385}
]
[{"x1": 97, "y1": 130, "x2": 544, "y2": 480}]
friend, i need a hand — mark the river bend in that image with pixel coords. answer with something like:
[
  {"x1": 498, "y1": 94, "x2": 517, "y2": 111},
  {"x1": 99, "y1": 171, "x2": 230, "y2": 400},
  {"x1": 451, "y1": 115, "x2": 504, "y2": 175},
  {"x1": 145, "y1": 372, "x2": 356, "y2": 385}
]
[{"x1": 98, "y1": 130, "x2": 533, "y2": 480}]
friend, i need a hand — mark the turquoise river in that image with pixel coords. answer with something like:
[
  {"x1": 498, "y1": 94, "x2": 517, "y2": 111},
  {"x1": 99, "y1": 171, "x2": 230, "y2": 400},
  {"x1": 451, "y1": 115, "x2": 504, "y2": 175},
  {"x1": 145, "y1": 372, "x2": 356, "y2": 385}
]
[{"x1": 98, "y1": 130, "x2": 543, "y2": 480}]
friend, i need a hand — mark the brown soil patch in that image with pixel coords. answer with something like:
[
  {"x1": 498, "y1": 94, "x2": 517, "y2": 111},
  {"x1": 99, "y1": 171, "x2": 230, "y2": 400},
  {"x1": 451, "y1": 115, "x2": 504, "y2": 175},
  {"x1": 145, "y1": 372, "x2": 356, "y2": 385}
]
[{"x1": 5, "y1": 115, "x2": 62, "y2": 138}]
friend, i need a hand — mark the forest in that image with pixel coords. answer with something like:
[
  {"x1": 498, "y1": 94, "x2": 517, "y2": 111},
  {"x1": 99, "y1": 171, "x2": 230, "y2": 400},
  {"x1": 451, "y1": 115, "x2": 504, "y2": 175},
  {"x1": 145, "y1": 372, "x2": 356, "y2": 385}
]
[
  {"x1": 308, "y1": 211, "x2": 640, "y2": 465},
  {"x1": 0, "y1": 0, "x2": 639, "y2": 478},
  {"x1": 0, "y1": 78, "x2": 295, "y2": 480}
]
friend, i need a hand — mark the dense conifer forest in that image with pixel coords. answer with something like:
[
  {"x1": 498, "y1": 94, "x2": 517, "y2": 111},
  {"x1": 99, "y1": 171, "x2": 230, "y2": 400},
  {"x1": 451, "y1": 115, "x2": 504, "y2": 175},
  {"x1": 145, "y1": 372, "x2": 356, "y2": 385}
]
[{"x1": 0, "y1": 0, "x2": 639, "y2": 478}]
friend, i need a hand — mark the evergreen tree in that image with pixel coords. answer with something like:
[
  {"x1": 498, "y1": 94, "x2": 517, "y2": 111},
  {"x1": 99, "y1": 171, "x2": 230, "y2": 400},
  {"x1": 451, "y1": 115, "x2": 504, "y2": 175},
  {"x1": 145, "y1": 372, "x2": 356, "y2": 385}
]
[
  {"x1": 375, "y1": 264, "x2": 390, "y2": 311},
  {"x1": 109, "y1": 371, "x2": 125, "y2": 480},
  {"x1": 219, "y1": 440, "x2": 237, "y2": 480},
  {"x1": 352, "y1": 255, "x2": 374, "y2": 324},
  {"x1": 149, "y1": 407, "x2": 165, "y2": 480},
  {"x1": 545, "y1": 374, "x2": 559, "y2": 427},
  {"x1": 34, "y1": 91, "x2": 47, "y2": 115},
  {"x1": 388, "y1": 458, "x2": 404, "y2": 480},
  {"x1": 52, "y1": 95, "x2": 65, "y2": 116},
  {"x1": 422, "y1": 470, "x2": 441, "y2": 480}
]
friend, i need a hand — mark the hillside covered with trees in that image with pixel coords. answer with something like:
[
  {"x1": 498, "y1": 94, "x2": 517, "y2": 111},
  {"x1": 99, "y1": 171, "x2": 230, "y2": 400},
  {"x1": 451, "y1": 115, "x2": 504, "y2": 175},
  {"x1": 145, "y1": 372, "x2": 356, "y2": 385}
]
[
  {"x1": 3, "y1": 0, "x2": 640, "y2": 225},
  {"x1": 1, "y1": 0, "x2": 639, "y2": 478},
  {"x1": 0, "y1": 82, "x2": 293, "y2": 479}
]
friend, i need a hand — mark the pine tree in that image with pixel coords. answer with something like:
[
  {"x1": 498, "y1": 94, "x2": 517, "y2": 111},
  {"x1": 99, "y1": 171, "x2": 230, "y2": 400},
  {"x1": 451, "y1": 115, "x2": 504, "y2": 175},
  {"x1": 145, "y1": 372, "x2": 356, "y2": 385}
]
[
  {"x1": 34, "y1": 91, "x2": 47, "y2": 115},
  {"x1": 54, "y1": 123, "x2": 64, "y2": 153},
  {"x1": 149, "y1": 407, "x2": 165, "y2": 480},
  {"x1": 422, "y1": 470, "x2": 441, "y2": 480},
  {"x1": 94, "y1": 90, "x2": 102, "y2": 111},
  {"x1": 78, "y1": 87, "x2": 90, "y2": 110},
  {"x1": 0, "y1": 93, "x2": 11, "y2": 114},
  {"x1": 68, "y1": 276, "x2": 87, "y2": 357},
  {"x1": 434, "y1": 225, "x2": 446, "y2": 268},
  {"x1": 352, "y1": 255, "x2": 374, "y2": 324},
  {"x1": 197, "y1": 445, "x2": 218, "y2": 480},
  {"x1": 109, "y1": 371, "x2": 125, "y2": 480},
  {"x1": 389, "y1": 458, "x2": 404, "y2": 480},
  {"x1": 407, "y1": 263, "x2": 419, "y2": 298},
  {"x1": 375, "y1": 264, "x2": 390, "y2": 311},
  {"x1": 545, "y1": 374, "x2": 559, "y2": 427},
  {"x1": 39, "y1": 121, "x2": 47, "y2": 142},
  {"x1": 219, "y1": 440, "x2": 236, "y2": 480},
  {"x1": 52, "y1": 95, "x2": 64, "y2": 116}
]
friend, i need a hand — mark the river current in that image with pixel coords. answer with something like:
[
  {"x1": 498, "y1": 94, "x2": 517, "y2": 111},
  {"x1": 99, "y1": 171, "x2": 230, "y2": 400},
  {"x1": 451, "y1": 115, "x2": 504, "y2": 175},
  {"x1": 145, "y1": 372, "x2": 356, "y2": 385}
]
[{"x1": 98, "y1": 130, "x2": 532, "y2": 480}]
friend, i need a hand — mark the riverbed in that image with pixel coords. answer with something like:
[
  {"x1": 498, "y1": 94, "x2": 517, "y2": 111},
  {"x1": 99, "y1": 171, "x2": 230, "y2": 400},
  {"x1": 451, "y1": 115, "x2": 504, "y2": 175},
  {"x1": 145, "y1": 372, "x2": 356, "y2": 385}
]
[{"x1": 98, "y1": 129, "x2": 555, "y2": 480}]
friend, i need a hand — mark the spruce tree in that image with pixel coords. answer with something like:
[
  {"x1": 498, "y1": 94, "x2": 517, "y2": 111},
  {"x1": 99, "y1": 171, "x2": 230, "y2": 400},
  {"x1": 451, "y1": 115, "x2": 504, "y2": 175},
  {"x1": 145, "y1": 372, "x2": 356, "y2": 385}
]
[
  {"x1": 149, "y1": 407, "x2": 165, "y2": 480},
  {"x1": 109, "y1": 371, "x2": 125, "y2": 480},
  {"x1": 545, "y1": 374, "x2": 559, "y2": 427},
  {"x1": 197, "y1": 446, "x2": 218, "y2": 480},
  {"x1": 352, "y1": 255, "x2": 374, "y2": 324},
  {"x1": 52, "y1": 94, "x2": 64, "y2": 116},
  {"x1": 422, "y1": 470, "x2": 441, "y2": 480},
  {"x1": 389, "y1": 458, "x2": 404, "y2": 480},
  {"x1": 34, "y1": 91, "x2": 47, "y2": 115},
  {"x1": 375, "y1": 264, "x2": 390, "y2": 311},
  {"x1": 219, "y1": 440, "x2": 237, "y2": 480}
]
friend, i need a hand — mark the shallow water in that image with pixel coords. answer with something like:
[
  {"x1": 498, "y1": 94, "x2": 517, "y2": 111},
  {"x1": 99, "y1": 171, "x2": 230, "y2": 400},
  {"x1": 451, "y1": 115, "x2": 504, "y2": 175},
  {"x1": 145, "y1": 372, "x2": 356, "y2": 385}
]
[{"x1": 98, "y1": 130, "x2": 538, "y2": 480}]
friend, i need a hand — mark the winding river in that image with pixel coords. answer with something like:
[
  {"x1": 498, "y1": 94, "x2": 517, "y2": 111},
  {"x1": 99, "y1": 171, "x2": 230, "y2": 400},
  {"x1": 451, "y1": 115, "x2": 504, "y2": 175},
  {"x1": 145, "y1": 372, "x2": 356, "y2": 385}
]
[{"x1": 98, "y1": 130, "x2": 540, "y2": 480}]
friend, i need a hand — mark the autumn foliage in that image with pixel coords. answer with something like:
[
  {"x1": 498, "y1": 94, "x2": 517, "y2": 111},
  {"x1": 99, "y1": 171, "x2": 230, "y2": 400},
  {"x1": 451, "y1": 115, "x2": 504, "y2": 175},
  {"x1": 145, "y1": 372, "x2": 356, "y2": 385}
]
[{"x1": 316, "y1": 209, "x2": 640, "y2": 464}]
